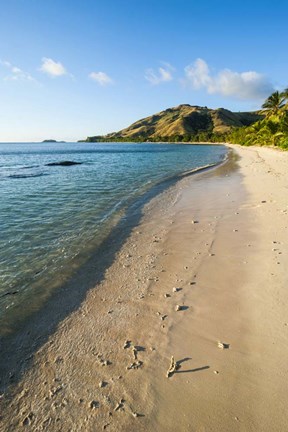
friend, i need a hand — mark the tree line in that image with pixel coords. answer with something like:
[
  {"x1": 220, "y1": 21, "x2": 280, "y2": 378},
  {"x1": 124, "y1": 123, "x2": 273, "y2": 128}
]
[{"x1": 228, "y1": 88, "x2": 288, "y2": 149}]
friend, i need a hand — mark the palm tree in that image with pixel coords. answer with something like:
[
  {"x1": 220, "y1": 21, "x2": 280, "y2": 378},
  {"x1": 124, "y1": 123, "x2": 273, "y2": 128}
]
[
  {"x1": 280, "y1": 110, "x2": 288, "y2": 133},
  {"x1": 261, "y1": 91, "x2": 286, "y2": 117},
  {"x1": 281, "y1": 88, "x2": 288, "y2": 109},
  {"x1": 281, "y1": 87, "x2": 288, "y2": 99}
]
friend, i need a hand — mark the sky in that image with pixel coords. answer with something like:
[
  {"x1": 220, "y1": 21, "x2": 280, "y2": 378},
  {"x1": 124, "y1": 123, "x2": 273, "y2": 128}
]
[{"x1": 0, "y1": 0, "x2": 287, "y2": 142}]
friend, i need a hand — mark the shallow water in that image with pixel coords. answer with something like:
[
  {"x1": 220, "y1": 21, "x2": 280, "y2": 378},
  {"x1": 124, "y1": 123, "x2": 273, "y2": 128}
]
[{"x1": 0, "y1": 142, "x2": 226, "y2": 334}]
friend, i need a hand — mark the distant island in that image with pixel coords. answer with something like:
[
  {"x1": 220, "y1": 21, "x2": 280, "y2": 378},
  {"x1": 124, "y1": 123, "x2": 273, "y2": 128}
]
[
  {"x1": 81, "y1": 104, "x2": 262, "y2": 143},
  {"x1": 42, "y1": 139, "x2": 66, "y2": 143}
]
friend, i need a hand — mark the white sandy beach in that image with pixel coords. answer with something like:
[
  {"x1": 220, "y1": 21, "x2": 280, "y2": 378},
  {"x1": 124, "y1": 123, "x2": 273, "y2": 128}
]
[{"x1": 0, "y1": 144, "x2": 288, "y2": 431}]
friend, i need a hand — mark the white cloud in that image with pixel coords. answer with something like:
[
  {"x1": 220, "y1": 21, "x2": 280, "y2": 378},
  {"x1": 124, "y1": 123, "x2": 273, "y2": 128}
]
[
  {"x1": 12, "y1": 66, "x2": 22, "y2": 74},
  {"x1": 0, "y1": 59, "x2": 34, "y2": 81},
  {"x1": 89, "y1": 71, "x2": 113, "y2": 86},
  {"x1": 145, "y1": 64, "x2": 174, "y2": 85},
  {"x1": 184, "y1": 58, "x2": 211, "y2": 89},
  {"x1": 184, "y1": 58, "x2": 274, "y2": 100},
  {"x1": 40, "y1": 57, "x2": 67, "y2": 77}
]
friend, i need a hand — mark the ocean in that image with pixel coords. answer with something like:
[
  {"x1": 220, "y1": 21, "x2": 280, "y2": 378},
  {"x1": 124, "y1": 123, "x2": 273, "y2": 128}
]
[{"x1": 0, "y1": 142, "x2": 227, "y2": 335}]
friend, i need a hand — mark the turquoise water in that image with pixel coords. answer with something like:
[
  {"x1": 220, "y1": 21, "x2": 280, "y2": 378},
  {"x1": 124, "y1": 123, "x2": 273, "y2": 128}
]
[{"x1": 0, "y1": 142, "x2": 226, "y2": 334}]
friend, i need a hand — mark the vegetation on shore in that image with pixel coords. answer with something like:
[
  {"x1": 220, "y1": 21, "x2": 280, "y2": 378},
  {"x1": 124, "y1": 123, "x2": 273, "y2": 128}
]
[
  {"x1": 83, "y1": 89, "x2": 288, "y2": 149},
  {"x1": 228, "y1": 89, "x2": 288, "y2": 149}
]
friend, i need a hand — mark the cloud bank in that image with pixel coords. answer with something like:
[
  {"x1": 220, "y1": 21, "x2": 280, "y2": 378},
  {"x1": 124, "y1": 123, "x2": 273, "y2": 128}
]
[
  {"x1": 184, "y1": 58, "x2": 274, "y2": 100},
  {"x1": 89, "y1": 71, "x2": 113, "y2": 86},
  {"x1": 40, "y1": 57, "x2": 67, "y2": 77}
]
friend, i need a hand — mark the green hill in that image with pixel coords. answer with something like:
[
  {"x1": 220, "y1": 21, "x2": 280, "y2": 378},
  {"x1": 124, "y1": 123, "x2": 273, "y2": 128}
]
[{"x1": 84, "y1": 104, "x2": 262, "y2": 142}]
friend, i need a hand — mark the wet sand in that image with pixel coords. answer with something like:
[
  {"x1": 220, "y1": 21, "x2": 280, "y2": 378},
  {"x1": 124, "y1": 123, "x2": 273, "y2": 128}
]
[{"x1": 1, "y1": 145, "x2": 288, "y2": 431}]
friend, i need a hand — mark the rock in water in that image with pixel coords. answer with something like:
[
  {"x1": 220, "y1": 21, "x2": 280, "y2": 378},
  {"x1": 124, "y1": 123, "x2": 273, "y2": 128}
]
[{"x1": 46, "y1": 161, "x2": 82, "y2": 167}]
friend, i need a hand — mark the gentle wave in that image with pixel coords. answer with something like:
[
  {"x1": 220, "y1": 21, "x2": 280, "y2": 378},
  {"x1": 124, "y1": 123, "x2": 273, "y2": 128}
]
[
  {"x1": 19, "y1": 165, "x2": 40, "y2": 169},
  {"x1": 8, "y1": 173, "x2": 48, "y2": 179}
]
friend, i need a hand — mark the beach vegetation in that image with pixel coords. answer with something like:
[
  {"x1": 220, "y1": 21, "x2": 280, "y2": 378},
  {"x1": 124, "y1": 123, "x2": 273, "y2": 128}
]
[
  {"x1": 261, "y1": 91, "x2": 286, "y2": 117},
  {"x1": 228, "y1": 88, "x2": 288, "y2": 149}
]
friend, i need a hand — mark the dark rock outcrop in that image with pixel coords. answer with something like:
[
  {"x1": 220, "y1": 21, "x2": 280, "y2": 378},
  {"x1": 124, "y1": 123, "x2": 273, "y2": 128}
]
[{"x1": 46, "y1": 161, "x2": 82, "y2": 167}]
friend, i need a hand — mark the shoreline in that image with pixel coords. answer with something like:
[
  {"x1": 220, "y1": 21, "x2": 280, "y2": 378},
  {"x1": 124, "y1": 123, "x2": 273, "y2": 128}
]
[
  {"x1": 0, "y1": 143, "x2": 226, "y2": 338},
  {"x1": 1, "y1": 145, "x2": 288, "y2": 431},
  {"x1": 0, "y1": 147, "x2": 227, "y2": 339}
]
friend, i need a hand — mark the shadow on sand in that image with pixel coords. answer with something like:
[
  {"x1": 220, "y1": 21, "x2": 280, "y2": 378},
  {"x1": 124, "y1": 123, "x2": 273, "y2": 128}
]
[{"x1": 175, "y1": 358, "x2": 210, "y2": 374}]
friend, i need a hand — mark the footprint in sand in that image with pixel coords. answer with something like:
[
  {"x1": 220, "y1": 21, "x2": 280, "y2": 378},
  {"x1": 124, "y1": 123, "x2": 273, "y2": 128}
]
[
  {"x1": 175, "y1": 305, "x2": 188, "y2": 311},
  {"x1": 90, "y1": 400, "x2": 100, "y2": 409},
  {"x1": 173, "y1": 287, "x2": 181, "y2": 292},
  {"x1": 123, "y1": 340, "x2": 132, "y2": 349},
  {"x1": 126, "y1": 361, "x2": 143, "y2": 370},
  {"x1": 217, "y1": 341, "x2": 230, "y2": 349},
  {"x1": 114, "y1": 399, "x2": 125, "y2": 412}
]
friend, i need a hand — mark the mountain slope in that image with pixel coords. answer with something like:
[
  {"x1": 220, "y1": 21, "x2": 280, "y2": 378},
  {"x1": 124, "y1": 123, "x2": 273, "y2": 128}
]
[{"x1": 85, "y1": 104, "x2": 262, "y2": 142}]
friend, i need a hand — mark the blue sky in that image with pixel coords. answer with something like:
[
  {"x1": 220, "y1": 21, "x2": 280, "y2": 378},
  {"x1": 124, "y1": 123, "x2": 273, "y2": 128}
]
[{"x1": 0, "y1": 0, "x2": 287, "y2": 141}]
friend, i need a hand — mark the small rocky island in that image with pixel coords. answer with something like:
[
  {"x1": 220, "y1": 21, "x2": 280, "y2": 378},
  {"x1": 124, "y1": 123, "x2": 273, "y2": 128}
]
[{"x1": 42, "y1": 139, "x2": 66, "y2": 143}]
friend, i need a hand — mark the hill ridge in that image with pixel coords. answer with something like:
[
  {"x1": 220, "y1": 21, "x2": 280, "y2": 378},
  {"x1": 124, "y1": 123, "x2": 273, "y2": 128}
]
[{"x1": 84, "y1": 104, "x2": 262, "y2": 142}]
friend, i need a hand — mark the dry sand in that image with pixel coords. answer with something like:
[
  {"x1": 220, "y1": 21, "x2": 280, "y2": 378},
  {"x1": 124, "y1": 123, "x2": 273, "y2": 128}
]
[{"x1": 0, "y1": 145, "x2": 288, "y2": 431}]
